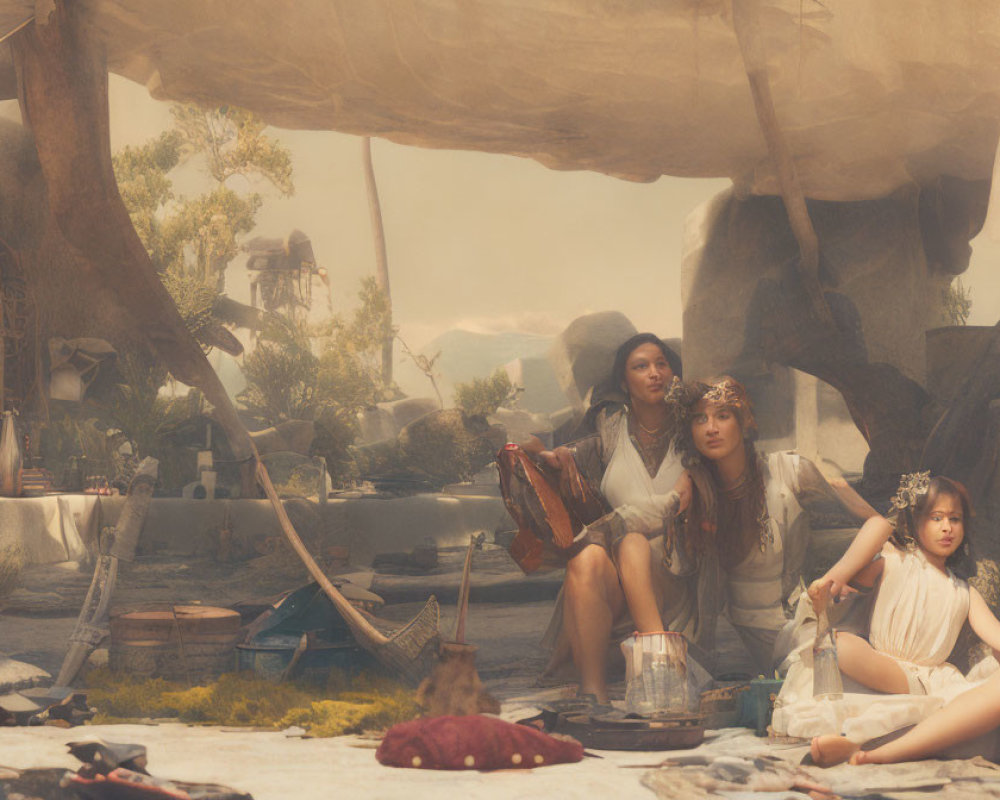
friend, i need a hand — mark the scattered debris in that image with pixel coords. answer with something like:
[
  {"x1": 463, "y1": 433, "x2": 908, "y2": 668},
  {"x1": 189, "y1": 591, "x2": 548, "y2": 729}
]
[
  {"x1": 255, "y1": 460, "x2": 440, "y2": 684},
  {"x1": 640, "y1": 748, "x2": 1000, "y2": 800},
  {"x1": 642, "y1": 752, "x2": 831, "y2": 799},
  {"x1": 62, "y1": 738, "x2": 253, "y2": 799},
  {"x1": 57, "y1": 458, "x2": 158, "y2": 688},
  {"x1": 0, "y1": 686, "x2": 92, "y2": 727},
  {"x1": 238, "y1": 581, "x2": 385, "y2": 682}
]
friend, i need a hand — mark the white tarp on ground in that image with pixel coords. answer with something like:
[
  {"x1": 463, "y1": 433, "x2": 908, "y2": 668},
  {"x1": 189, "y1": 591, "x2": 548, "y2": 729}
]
[{"x1": 0, "y1": 495, "x2": 100, "y2": 564}]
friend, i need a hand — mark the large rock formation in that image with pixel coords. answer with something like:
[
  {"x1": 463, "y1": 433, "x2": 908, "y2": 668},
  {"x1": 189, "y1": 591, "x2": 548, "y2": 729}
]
[
  {"x1": 682, "y1": 179, "x2": 990, "y2": 488},
  {"x1": 0, "y1": 1, "x2": 989, "y2": 199}
]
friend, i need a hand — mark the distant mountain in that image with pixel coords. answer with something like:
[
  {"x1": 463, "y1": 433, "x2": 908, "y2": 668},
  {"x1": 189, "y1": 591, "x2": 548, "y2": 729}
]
[{"x1": 395, "y1": 329, "x2": 554, "y2": 402}]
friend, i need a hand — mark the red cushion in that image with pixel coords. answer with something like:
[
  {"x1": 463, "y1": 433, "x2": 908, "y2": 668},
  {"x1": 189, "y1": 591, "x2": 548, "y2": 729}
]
[{"x1": 376, "y1": 715, "x2": 584, "y2": 770}]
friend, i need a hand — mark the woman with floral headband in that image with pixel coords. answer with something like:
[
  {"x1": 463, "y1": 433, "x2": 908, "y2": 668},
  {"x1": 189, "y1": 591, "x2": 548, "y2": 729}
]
[
  {"x1": 667, "y1": 376, "x2": 889, "y2": 676},
  {"x1": 772, "y1": 473, "x2": 1000, "y2": 767}
]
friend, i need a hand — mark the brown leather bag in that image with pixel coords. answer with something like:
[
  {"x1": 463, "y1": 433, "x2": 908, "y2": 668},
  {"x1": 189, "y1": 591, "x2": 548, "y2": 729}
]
[{"x1": 496, "y1": 444, "x2": 608, "y2": 574}]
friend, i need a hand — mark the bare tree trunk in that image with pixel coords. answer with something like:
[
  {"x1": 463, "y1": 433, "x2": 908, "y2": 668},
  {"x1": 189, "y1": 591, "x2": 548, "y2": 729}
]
[
  {"x1": 362, "y1": 136, "x2": 393, "y2": 386},
  {"x1": 12, "y1": 1, "x2": 253, "y2": 467}
]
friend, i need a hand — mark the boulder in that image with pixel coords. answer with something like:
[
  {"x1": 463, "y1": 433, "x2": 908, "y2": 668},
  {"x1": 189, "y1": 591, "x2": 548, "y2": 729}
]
[
  {"x1": 502, "y1": 356, "x2": 567, "y2": 415},
  {"x1": 248, "y1": 420, "x2": 315, "y2": 456},
  {"x1": 488, "y1": 407, "x2": 554, "y2": 447},
  {"x1": 356, "y1": 406, "x2": 398, "y2": 446},
  {"x1": 680, "y1": 184, "x2": 986, "y2": 485},
  {"x1": 549, "y1": 312, "x2": 637, "y2": 410},
  {"x1": 380, "y1": 397, "x2": 439, "y2": 431}
]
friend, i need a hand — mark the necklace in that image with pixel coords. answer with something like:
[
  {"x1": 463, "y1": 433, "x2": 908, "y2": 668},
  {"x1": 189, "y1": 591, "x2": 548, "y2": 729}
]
[{"x1": 638, "y1": 420, "x2": 664, "y2": 436}]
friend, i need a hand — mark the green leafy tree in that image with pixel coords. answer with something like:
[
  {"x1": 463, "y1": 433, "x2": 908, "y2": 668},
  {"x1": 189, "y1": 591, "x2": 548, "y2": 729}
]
[
  {"x1": 237, "y1": 316, "x2": 319, "y2": 426},
  {"x1": 454, "y1": 369, "x2": 517, "y2": 418},
  {"x1": 112, "y1": 104, "x2": 294, "y2": 348},
  {"x1": 113, "y1": 130, "x2": 183, "y2": 264},
  {"x1": 237, "y1": 279, "x2": 400, "y2": 440},
  {"x1": 171, "y1": 105, "x2": 294, "y2": 195}
]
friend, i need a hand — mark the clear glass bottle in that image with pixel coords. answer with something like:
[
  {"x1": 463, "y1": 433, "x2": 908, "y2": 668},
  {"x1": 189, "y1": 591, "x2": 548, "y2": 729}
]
[{"x1": 813, "y1": 627, "x2": 844, "y2": 700}]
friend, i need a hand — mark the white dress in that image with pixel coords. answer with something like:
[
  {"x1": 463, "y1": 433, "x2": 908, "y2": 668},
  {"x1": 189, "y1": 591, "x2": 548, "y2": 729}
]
[
  {"x1": 598, "y1": 415, "x2": 684, "y2": 533},
  {"x1": 665, "y1": 451, "x2": 806, "y2": 673},
  {"x1": 772, "y1": 543, "x2": 986, "y2": 744},
  {"x1": 541, "y1": 415, "x2": 684, "y2": 651}
]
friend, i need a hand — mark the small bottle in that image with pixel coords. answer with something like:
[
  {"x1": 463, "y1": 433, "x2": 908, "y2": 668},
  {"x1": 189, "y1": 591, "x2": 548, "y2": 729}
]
[{"x1": 813, "y1": 627, "x2": 844, "y2": 700}]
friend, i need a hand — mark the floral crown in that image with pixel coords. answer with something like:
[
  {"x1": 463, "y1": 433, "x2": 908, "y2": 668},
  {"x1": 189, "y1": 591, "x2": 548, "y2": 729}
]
[
  {"x1": 695, "y1": 377, "x2": 757, "y2": 436},
  {"x1": 700, "y1": 381, "x2": 742, "y2": 408},
  {"x1": 889, "y1": 471, "x2": 931, "y2": 516}
]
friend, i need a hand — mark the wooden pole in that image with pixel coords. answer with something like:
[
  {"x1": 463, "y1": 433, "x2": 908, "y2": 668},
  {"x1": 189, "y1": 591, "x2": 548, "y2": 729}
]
[
  {"x1": 731, "y1": 0, "x2": 833, "y2": 327},
  {"x1": 362, "y1": 136, "x2": 394, "y2": 386},
  {"x1": 453, "y1": 535, "x2": 475, "y2": 643}
]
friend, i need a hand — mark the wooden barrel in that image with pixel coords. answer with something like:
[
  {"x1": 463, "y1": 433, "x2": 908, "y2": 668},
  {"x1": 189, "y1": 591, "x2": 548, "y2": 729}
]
[{"x1": 109, "y1": 605, "x2": 241, "y2": 683}]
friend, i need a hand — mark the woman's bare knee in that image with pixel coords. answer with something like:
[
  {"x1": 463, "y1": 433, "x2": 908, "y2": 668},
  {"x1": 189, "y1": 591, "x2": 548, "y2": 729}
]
[{"x1": 566, "y1": 544, "x2": 614, "y2": 585}]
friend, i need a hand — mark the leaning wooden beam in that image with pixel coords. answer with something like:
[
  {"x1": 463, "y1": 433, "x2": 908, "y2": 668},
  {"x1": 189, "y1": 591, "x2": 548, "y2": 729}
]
[
  {"x1": 731, "y1": 0, "x2": 833, "y2": 327},
  {"x1": 13, "y1": 1, "x2": 438, "y2": 679},
  {"x1": 256, "y1": 460, "x2": 439, "y2": 682},
  {"x1": 55, "y1": 457, "x2": 158, "y2": 687}
]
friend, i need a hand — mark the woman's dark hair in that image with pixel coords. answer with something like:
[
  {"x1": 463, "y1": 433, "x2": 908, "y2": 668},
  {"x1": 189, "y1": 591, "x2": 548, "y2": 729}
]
[
  {"x1": 610, "y1": 333, "x2": 682, "y2": 392},
  {"x1": 893, "y1": 475, "x2": 976, "y2": 577}
]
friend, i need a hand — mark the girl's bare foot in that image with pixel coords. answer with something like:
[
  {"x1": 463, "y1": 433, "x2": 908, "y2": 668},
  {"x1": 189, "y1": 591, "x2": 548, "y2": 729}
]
[{"x1": 811, "y1": 735, "x2": 860, "y2": 767}]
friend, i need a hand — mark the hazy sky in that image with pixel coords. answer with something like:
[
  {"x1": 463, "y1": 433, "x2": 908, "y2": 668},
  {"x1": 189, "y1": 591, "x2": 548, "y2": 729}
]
[
  {"x1": 105, "y1": 75, "x2": 999, "y2": 396},
  {"x1": 107, "y1": 77, "x2": 728, "y2": 344}
]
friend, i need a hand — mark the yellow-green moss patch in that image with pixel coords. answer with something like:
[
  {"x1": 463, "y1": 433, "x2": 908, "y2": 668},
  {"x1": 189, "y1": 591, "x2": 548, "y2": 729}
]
[{"x1": 85, "y1": 669, "x2": 419, "y2": 736}]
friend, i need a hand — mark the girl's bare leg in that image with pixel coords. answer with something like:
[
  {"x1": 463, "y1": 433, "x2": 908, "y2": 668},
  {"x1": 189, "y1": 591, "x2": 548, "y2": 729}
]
[
  {"x1": 616, "y1": 533, "x2": 665, "y2": 633},
  {"x1": 836, "y1": 632, "x2": 910, "y2": 694},
  {"x1": 563, "y1": 544, "x2": 625, "y2": 702},
  {"x1": 854, "y1": 671, "x2": 1000, "y2": 764},
  {"x1": 808, "y1": 633, "x2": 909, "y2": 767}
]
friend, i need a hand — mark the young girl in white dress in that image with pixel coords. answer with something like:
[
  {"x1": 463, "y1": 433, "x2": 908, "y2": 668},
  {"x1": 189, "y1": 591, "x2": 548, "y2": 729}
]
[{"x1": 771, "y1": 473, "x2": 1000, "y2": 766}]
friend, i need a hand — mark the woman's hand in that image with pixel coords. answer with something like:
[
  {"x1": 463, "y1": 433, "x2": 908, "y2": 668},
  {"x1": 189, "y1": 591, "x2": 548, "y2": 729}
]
[
  {"x1": 537, "y1": 446, "x2": 568, "y2": 470},
  {"x1": 673, "y1": 471, "x2": 692, "y2": 513},
  {"x1": 539, "y1": 446, "x2": 587, "y2": 502}
]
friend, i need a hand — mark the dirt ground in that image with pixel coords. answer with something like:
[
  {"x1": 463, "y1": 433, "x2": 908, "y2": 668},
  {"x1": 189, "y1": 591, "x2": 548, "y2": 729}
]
[{"x1": 0, "y1": 541, "x2": 773, "y2": 798}]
